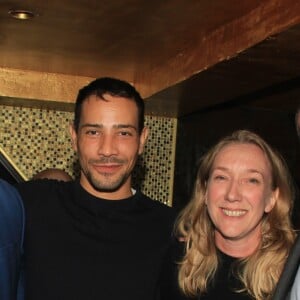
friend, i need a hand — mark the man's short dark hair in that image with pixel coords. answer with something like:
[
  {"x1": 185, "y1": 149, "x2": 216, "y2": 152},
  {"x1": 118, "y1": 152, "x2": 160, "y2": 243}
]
[{"x1": 74, "y1": 77, "x2": 145, "y2": 134}]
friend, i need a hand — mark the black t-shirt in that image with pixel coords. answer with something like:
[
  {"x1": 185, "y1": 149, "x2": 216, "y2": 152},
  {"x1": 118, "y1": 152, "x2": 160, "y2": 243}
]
[
  {"x1": 17, "y1": 179, "x2": 178, "y2": 300},
  {"x1": 199, "y1": 251, "x2": 252, "y2": 300}
]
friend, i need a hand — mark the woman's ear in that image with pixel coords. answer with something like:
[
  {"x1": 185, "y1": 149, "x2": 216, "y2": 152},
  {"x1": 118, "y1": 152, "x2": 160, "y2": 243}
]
[{"x1": 265, "y1": 187, "x2": 279, "y2": 213}]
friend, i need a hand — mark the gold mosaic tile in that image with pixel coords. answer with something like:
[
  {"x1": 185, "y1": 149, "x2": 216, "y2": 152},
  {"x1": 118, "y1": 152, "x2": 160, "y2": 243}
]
[{"x1": 0, "y1": 104, "x2": 176, "y2": 206}]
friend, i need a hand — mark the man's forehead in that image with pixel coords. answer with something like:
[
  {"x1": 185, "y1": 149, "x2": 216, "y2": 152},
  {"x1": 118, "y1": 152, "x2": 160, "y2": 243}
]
[{"x1": 80, "y1": 96, "x2": 138, "y2": 124}]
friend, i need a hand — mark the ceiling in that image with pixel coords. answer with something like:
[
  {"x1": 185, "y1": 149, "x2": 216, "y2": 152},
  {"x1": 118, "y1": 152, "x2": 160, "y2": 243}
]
[{"x1": 0, "y1": 0, "x2": 299, "y2": 117}]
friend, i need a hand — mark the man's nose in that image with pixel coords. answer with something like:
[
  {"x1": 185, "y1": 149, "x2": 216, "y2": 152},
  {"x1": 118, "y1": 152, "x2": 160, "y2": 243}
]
[{"x1": 98, "y1": 134, "x2": 117, "y2": 156}]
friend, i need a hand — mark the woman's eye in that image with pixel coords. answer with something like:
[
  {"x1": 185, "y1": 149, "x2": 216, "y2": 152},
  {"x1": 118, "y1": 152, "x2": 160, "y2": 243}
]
[
  {"x1": 214, "y1": 175, "x2": 226, "y2": 181},
  {"x1": 248, "y1": 178, "x2": 260, "y2": 184}
]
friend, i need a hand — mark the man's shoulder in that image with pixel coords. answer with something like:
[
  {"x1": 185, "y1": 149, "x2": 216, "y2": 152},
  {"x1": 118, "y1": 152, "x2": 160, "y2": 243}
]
[
  {"x1": 0, "y1": 179, "x2": 19, "y2": 195},
  {"x1": 16, "y1": 178, "x2": 73, "y2": 192},
  {"x1": 137, "y1": 191, "x2": 177, "y2": 219},
  {"x1": 138, "y1": 191, "x2": 173, "y2": 209},
  {"x1": 0, "y1": 180, "x2": 24, "y2": 242},
  {"x1": 0, "y1": 179, "x2": 23, "y2": 209},
  {"x1": 16, "y1": 179, "x2": 75, "y2": 206}
]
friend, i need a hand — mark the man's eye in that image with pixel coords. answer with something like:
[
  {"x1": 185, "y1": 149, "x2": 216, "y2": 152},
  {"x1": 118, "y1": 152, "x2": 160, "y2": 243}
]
[
  {"x1": 86, "y1": 130, "x2": 98, "y2": 135},
  {"x1": 119, "y1": 131, "x2": 132, "y2": 136}
]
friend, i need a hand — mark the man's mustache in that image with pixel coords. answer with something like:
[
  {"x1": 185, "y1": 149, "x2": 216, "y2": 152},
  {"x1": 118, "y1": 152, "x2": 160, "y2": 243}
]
[{"x1": 89, "y1": 157, "x2": 126, "y2": 164}]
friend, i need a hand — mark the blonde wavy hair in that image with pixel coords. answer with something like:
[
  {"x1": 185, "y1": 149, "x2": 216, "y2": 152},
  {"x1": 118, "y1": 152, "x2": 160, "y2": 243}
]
[{"x1": 176, "y1": 130, "x2": 296, "y2": 300}]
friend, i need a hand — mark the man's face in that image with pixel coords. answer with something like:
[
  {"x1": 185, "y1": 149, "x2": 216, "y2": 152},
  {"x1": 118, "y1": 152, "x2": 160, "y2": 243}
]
[{"x1": 70, "y1": 94, "x2": 148, "y2": 200}]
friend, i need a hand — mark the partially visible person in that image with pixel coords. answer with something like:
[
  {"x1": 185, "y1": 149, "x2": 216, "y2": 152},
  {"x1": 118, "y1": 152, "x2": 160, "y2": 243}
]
[
  {"x1": 16, "y1": 77, "x2": 178, "y2": 300},
  {"x1": 0, "y1": 179, "x2": 25, "y2": 300},
  {"x1": 32, "y1": 168, "x2": 73, "y2": 181},
  {"x1": 274, "y1": 105, "x2": 300, "y2": 300},
  {"x1": 176, "y1": 130, "x2": 295, "y2": 300},
  {"x1": 289, "y1": 244, "x2": 300, "y2": 300},
  {"x1": 296, "y1": 106, "x2": 300, "y2": 138}
]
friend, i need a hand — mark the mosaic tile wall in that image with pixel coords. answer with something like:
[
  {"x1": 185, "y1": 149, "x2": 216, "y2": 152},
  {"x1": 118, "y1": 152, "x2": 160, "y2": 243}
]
[{"x1": 0, "y1": 104, "x2": 177, "y2": 206}]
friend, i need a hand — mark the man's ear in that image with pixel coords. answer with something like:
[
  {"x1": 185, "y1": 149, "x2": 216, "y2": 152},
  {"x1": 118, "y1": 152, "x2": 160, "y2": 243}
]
[
  {"x1": 69, "y1": 123, "x2": 78, "y2": 152},
  {"x1": 265, "y1": 187, "x2": 279, "y2": 213},
  {"x1": 138, "y1": 127, "x2": 149, "y2": 155}
]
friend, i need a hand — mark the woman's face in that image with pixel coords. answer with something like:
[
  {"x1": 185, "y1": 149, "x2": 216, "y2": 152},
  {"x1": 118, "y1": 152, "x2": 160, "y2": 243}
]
[{"x1": 206, "y1": 143, "x2": 278, "y2": 256}]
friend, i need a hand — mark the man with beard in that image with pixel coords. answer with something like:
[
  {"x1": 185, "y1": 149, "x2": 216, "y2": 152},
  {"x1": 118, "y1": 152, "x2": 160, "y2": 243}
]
[{"x1": 16, "y1": 78, "x2": 181, "y2": 300}]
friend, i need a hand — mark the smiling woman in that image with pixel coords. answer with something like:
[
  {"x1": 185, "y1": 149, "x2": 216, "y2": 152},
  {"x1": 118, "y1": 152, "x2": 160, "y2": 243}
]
[
  {"x1": 206, "y1": 143, "x2": 277, "y2": 258},
  {"x1": 175, "y1": 130, "x2": 296, "y2": 300}
]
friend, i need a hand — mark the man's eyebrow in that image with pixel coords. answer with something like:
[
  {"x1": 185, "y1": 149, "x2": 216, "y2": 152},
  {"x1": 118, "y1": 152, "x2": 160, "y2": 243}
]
[
  {"x1": 80, "y1": 123, "x2": 137, "y2": 131},
  {"x1": 80, "y1": 123, "x2": 102, "y2": 129},
  {"x1": 114, "y1": 124, "x2": 137, "y2": 130}
]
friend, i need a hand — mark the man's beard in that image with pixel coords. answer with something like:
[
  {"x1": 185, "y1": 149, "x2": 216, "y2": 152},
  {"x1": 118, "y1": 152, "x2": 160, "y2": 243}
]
[
  {"x1": 84, "y1": 168, "x2": 130, "y2": 193},
  {"x1": 82, "y1": 156, "x2": 132, "y2": 193}
]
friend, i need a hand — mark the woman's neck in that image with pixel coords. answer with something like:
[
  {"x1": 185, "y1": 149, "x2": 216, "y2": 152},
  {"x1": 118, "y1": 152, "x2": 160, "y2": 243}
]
[{"x1": 215, "y1": 231, "x2": 260, "y2": 258}]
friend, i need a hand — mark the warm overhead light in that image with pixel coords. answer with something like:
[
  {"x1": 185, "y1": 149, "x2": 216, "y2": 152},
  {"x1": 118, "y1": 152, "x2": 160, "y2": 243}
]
[{"x1": 8, "y1": 9, "x2": 36, "y2": 20}]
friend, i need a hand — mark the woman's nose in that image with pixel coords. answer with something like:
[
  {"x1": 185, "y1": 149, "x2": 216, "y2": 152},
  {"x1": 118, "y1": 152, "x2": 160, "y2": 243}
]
[{"x1": 225, "y1": 180, "x2": 242, "y2": 202}]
